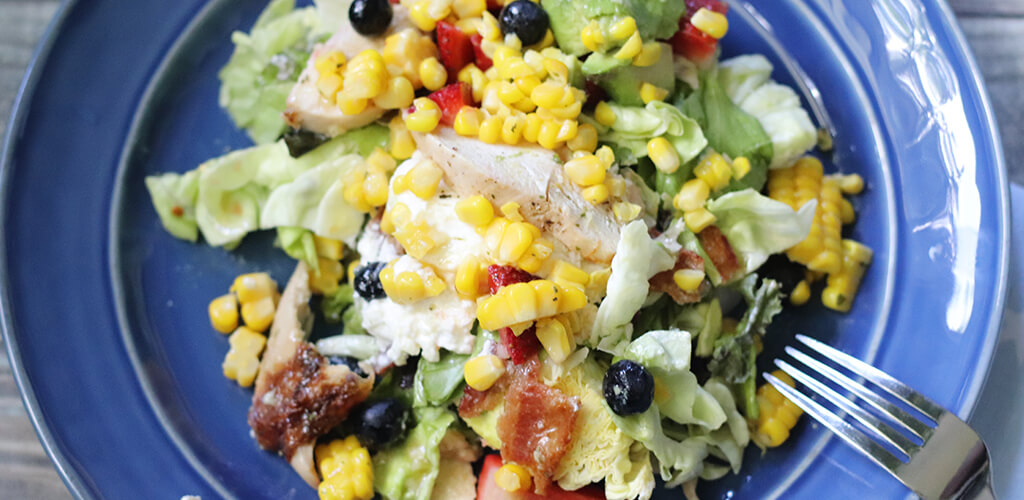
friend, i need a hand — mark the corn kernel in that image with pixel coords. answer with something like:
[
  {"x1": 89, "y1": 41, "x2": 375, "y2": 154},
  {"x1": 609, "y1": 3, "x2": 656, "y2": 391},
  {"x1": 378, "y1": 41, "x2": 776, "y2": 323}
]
[
  {"x1": 684, "y1": 207, "x2": 717, "y2": 233},
  {"x1": 640, "y1": 82, "x2": 669, "y2": 104},
  {"x1": 454, "y1": 106, "x2": 484, "y2": 136},
  {"x1": 647, "y1": 137, "x2": 679, "y2": 173},
  {"x1": 580, "y1": 21, "x2": 605, "y2": 52},
  {"x1": 389, "y1": 116, "x2": 417, "y2": 160},
  {"x1": 465, "y1": 354, "x2": 505, "y2": 391},
  {"x1": 310, "y1": 258, "x2": 345, "y2": 295},
  {"x1": 410, "y1": 0, "x2": 439, "y2": 31},
  {"x1": 564, "y1": 154, "x2": 606, "y2": 186},
  {"x1": 405, "y1": 97, "x2": 442, "y2": 132},
  {"x1": 614, "y1": 31, "x2": 643, "y2": 60},
  {"x1": 498, "y1": 222, "x2": 536, "y2": 262},
  {"x1": 594, "y1": 101, "x2": 616, "y2": 126},
  {"x1": 694, "y1": 154, "x2": 733, "y2": 190},
  {"x1": 610, "y1": 16, "x2": 637, "y2": 40},
  {"x1": 455, "y1": 257, "x2": 488, "y2": 299},
  {"x1": 495, "y1": 463, "x2": 532, "y2": 493},
  {"x1": 452, "y1": 0, "x2": 486, "y2": 18},
  {"x1": 633, "y1": 42, "x2": 662, "y2": 67},
  {"x1": 840, "y1": 199, "x2": 856, "y2": 225},
  {"x1": 317, "y1": 436, "x2": 374, "y2": 500},
  {"x1": 612, "y1": 201, "x2": 643, "y2": 222},
  {"x1": 691, "y1": 8, "x2": 729, "y2": 39},
  {"x1": 537, "y1": 119, "x2": 562, "y2": 149},
  {"x1": 456, "y1": 195, "x2": 495, "y2": 227},
  {"x1": 231, "y1": 273, "x2": 277, "y2": 304},
  {"x1": 241, "y1": 296, "x2": 276, "y2": 332},
  {"x1": 673, "y1": 269, "x2": 705, "y2": 292},
  {"x1": 536, "y1": 317, "x2": 573, "y2": 362},
  {"x1": 582, "y1": 184, "x2": 610, "y2": 204},
  {"x1": 480, "y1": 11, "x2": 501, "y2": 41},
  {"x1": 837, "y1": 173, "x2": 865, "y2": 194},
  {"x1": 674, "y1": 179, "x2": 710, "y2": 211},
  {"x1": 606, "y1": 176, "x2": 626, "y2": 197},
  {"x1": 531, "y1": 82, "x2": 565, "y2": 109},
  {"x1": 500, "y1": 201, "x2": 523, "y2": 222},
  {"x1": 222, "y1": 326, "x2": 266, "y2": 387},
  {"x1": 790, "y1": 280, "x2": 811, "y2": 306},
  {"x1": 543, "y1": 58, "x2": 569, "y2": 83},
  {"x1": 522, "y1": 113, "x2": 543, "y2": 143},
  {"x1": 532, "y1": 29, "x2": 555, "y2": 49},
  {"x1": 551, "y1": 260, "x2": 590, "y2": 289},
  {"x1": 209, "y1": 294, "x2": 239, "y2": 334},
  {"x1": 501, "y1": 114, "x2": 525, "y2": 144},
  {"x1": 567, "y1": 123, "x2": 598, "y2": 152},
  {"x1": 732, "y1": 156, "x2": 751, "y2": 179}
]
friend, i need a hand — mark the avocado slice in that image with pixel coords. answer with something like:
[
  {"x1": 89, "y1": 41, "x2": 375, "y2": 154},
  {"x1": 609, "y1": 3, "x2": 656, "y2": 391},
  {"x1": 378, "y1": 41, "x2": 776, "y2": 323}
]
[
  {"x1": 542, "y1": 0, "x2": 686, "y2": 56},
  {"x1": 584, "y1": 42, "x2": 674, "y2": 107}
]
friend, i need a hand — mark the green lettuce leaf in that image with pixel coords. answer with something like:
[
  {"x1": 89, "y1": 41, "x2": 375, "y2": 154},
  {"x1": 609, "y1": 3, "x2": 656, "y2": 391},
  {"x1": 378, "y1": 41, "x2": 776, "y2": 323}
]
[
  {"x1": 259, "y1": 154, "x2": 366, "y2": 242},
  {"x1": 692, "y1": 377, "x2": 750, "y2": 477},
  {"x1": 542, "y1": 0, "x2": 685, "y2": 56},
  {"x1": 219, "y1": 0, "x2": 322, "y2": 144},
  {"x1": 373, "y1": 407, "x2": 456, "y2": 500},
  {"x1": 144, "y1": 170, "x2": 200, "y2": 241},
  {"x1": 609, "y1": 404, "x2": 710, "y2": 487},
  {"x1": 315, "y1": 333, "x2": 379, "y2": 359},
  {"x1": 678, "y1": 71, "x2": 773, "y2": 193},
  {"x1": 321, "y1": 283, "x2": 356, "y2": 324},
  {"x1": 413, "y1": 330, "x2": 495, "y2": 407},
  {"x1": 706, "y1": 189, "x2": 815, "y2": 276},
  {"x1": 194, "y1": 144, "x2": 282, "y2": 246},
  {"x1": 277, "y1": 227, "x2": 319, "y2": 270},
  {"x1": 589, "y1": 220, "x2": 675, "y2": 355},
  {"x1": 596, "y1": 101, "x2": 707, "y2": 168}
]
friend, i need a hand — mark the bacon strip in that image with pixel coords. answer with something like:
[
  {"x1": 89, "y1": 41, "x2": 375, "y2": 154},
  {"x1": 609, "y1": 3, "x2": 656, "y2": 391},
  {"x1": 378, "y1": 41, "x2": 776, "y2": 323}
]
[
  {"x1": 698, "y1": 226, "x2": 740, "y2": 281},
  {"x1": 650, "y1": 249, "x2": 707, "y2": 305}
]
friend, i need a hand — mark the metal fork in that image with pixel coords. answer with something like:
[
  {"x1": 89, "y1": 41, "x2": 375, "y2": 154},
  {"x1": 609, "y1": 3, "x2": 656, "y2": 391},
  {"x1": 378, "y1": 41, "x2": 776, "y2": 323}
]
[{"x1": 766, "y1": 334, "x2": 995, "y2": 500}]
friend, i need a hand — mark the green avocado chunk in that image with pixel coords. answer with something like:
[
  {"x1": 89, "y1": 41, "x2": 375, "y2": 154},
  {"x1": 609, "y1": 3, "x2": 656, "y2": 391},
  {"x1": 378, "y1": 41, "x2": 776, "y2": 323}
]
[{"x1": 542, "y1": 0, "x2": 685, "y2": 56}]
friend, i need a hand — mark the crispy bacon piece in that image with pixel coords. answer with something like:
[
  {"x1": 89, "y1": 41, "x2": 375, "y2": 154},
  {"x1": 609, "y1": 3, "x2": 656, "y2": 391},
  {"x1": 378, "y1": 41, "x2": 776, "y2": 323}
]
[
  {"x1": 650, "y1": 249, "x2": 708, "y2": 304},
  {"x1": 698, "y1": 226, "x2": 740, "y2": 281},
  {"x1": 496, "y1": 360, "x2": 580, "y2": 494},
  {"x1": 458, "y1": 375, "x2": 508, "y2": 418}
]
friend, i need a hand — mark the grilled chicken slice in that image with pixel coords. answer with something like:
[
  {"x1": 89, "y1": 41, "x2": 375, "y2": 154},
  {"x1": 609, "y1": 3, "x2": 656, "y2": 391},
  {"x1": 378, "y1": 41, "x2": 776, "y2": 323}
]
[
  {"x1": 283, "y1": 6, "x2": 414, "y2": 136},
  {"x1": 249, "y1": 262, "x2": 374, "y2": 487},
  {"x1": 414, "y1": 127, "x2": 624, "y2": 264}
]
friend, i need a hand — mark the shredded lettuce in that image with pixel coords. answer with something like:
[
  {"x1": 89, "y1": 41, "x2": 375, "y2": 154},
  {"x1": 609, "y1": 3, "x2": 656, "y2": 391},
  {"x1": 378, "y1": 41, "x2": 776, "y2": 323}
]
[
  {"x1": 692, "y1": 378, "x2": 750, "y2": 478},
  {"x1": 413, "y1": 329, "x2": 495, "y2": 407},
  {"x1": 321, "y1": 283, "x2": 356, "y2": 324},
  {"x1": 315, "y1": 333, "x2": 379, "y2": 359},
  {"x1": 194, "y1": 145, "x2": 280, "y2": 246},
  {"x1": 706, "y1": 189, "x2": 815, "y2": 276},
  {"x1": 590, "y1": 221, "x2": 675, "y2": 355},
  {"x1": 259, "y1": 154, "x2": 366, "y2": 242},
  {"x1": 373, "y1": 407, "x2": 456, "y2": 500},
  {"x1": 144, "y1": 170, "x2": 200, "y2": 241},
  {"x1": 610, "y1": 404, "x2": 710, "y2": 487},
  {"x1": 595, "y1": 101, "x2": 707, "y2": 168},
  {"x1": 218, "y1": 0, "x2": 321, "y2": 144},
  {"x1": 277, "y1": 227, "x2": 319, "y2": 270},
  {"x1": 719, "y1": 55, "x2": 817, "y2": 169}
]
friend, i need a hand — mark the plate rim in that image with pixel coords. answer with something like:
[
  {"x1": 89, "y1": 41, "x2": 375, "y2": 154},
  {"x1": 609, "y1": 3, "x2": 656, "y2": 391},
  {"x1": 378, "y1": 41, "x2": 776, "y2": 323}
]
[{"x1": 0, "y1": 0, "x2": 1010, "y2": 499}]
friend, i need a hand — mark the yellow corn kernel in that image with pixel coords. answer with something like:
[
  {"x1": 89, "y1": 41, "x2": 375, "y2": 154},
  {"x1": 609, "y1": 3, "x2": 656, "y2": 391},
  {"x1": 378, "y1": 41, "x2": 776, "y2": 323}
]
[
  {"x1": 478, "y1": 115, "x2": 503, "y2": 144},
  {"x1": 691, "y1": 8, "x2": 729, "y2": 39},
  {"x1": 314, "y1": 50, "x2": 346, "y2": 76},
  {"x1": 532, "y1": 29, "x2": 555, "y2": 49},
  {"x1": 222, "y1": 326, "x2": 266, "y2": 387},
  {"x1": 605, "y1": 176, "x2": 626, "y2": 197},
  {"x1": 517, "y1": 239, "x2": 553, "y2": 273},
  {"x1": 500, "y1": 201, "x2": 523, "y2": 222},
  {"x1": 347, "y1": 260, "x2": 361, "y2": 285},
  {"x1": 580, "y1": 21, "x2": 605, "y2": 52},
  {"x1": 465, "y1": 354, "x2": 505, "y2": 391},
  {"x1": 476, "y1": 279, "x2": 585, "y2": 330},
  {"x1": 564, "y1": 154, "x2": 606, "y2": 186},
  {"x1": 673, "y1": 269, "x2": 705, "y2": 292},
  {"x1": 543, "y1": 58, "x2": 569, "y2": 83},
  {"x1": 501, "y1": 114, "x2": 525, "y2": 144},
  {"x1": 840, "y1": 198, "x2": 856, "y2": 225},
  {"x1": 497, "y1": 81, "x2": 525, "y2": 105},
  {"x1": 582, "y1": 184, "x2": 610, "y2": 204},
  {"x1": 595, "y1": 145, "x2": 615, "y2": 169},
  {"x1": 684, "y1": 207, "x2": 717, "y2": 233},
  {"x1": 837, "y1": 173, "x2": 865, "y2": 194},
  {"x1": 311, "y1": 235, "x2": 344, "y2": 261},
  {"x1": 732, "y1": 156, "x2": 751, "y2": 179},
  {"x1": 367, "y1": 148, "x2": 397, "y2": 172},
  {"x1": 384, "y1": 28, "x2": 439, "y2": 88},
  {"x1": 567, "y1": 123, "x2": 598, "y2": 152},
  {"x1": 523, "y1": 113, "x2": 543, "y2": 143},
  {"x1": 343, "y1": 168, "x2": 372, "y2": 212},
  {"x1": 394, "y1": 220, "x2": 441, "y2": 259},
  {"x1": 410, "y1": 0, "x2": 439, "y2": 31},
  {"x1": 408, "y1": 159, "x2": 444, "y2": 200},
  {"x1": 455, "y1": 257, "x2": 488, "y2": 299},
  {"x1": 640, "y1": 82, "x2": 669, "y2": 104},
  {"x1": 754, "y1": 370, "x2": 802, "y2": 447},
  {"x1": 536, "y1": 317, "x2": 574, "y2": 362},
  {"x1": 317, "y1": 436, "x2": 374, "y2": 500},
  {"x1": 610, "y1": 16, "x2": 637, "y2": 40},
  {"x1": 674, "y1": 179, "x2": 711, "y2": 211},
  {"x1": 612, "y1": 201, "x2": 643, "y2": 222},
  {"x1": 374, "y1": 77, "x2": 413, "y2": 110},
  {"x1": 514, "y1": 74, "x2": 542, "y2": 96},
  {"x1": 537, "y1": 119, "x2": 562, "y2": 149},
  {"x1": 309, "y1": 258, "x2": 345, "y2": 295},
  {"x1": 633, "y1": 41, "x2": 662, "y2": 67},
  {"x1": 614, "y1": 31, "x2": 643, "y2": 60},
  {"x1": 594, "y1": 101, "x2": 616, "y2": 126},
  {"x1": 231, "y1": 273, "x2": 277, "y2": 304},
  {"x1": 822, "y1": 240, "x2": 872, "y2": 313},
  {"x1": 588, "y1": 268, "x2": 611, "y2": 296},
  {"x1": 694, "y1": 153, "x2": 733, "y2": 191},
  {"x1": 240, "y1": 296, "x2": 275, "y2": 332},
  {"x1": 551, "y1": 260, "x2": 589, "y2": 288},
  {"x1": 380, "y1": 266, "x2": 421, "y2": 303},
  {"x1": 405, "y1": 97, "x2": 442, "y2": 132},
  {"x1": 480, "y1": 11, "x2": 502, "y2": 41},
  {"x1": 458, "y1": 64, "x2": 489, "y2": 102},
  {"x1": 389, "y1": 116, "x2": 417, "y2": 160},
  {"x1": 452, "y1": 0, "x2": 486, "y2": 18},
  {"x1": 495, "y1": 463, "x2": 532, "y2": 493},
  {"x1": 647, "y1": 137, "x2": 679, "y2": 173},
  {"x1": 483, "y1": 217, "x2": 511, "y2": 248},
  {"x1": 363, "y1": 167, "x2": 390, "y2": 208},
  {"x1": 456, "y1": 17, "x2": 481, "y2": 36},
  {"x1": 790, "y1": 280, "x2": 811, "y2": 306},
  {"x1": 455, "y1": 195, "x2": 495, "y2": 228},
  {"x1": 498, "y1": 222, "x2": 536, "y2": 262},
  {"x1": 209, "y1": 294, "x2": 239, "y2": 334},
  {"x1": 454, "y1": 106, "x2": 484, "y2": 137},
  {"x1": 531, "y1": 82, "x2": 566, "y2": 109}
]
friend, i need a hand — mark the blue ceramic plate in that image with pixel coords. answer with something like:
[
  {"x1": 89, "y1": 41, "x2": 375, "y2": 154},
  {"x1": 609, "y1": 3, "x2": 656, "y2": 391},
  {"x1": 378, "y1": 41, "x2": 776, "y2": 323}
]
[{"x1": 1, "y1": 0, "x2": 1009, "y2": 498}]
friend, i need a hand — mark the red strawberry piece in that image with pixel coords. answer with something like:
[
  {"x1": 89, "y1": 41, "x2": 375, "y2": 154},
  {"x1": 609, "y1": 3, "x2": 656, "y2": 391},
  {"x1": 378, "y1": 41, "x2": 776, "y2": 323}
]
[
  {"x1": 427, "y1": 82, "x2": 474, "y2": 125},
  {"x1": 670, "y1": 23, "x2": 719, "y2": 62},
  {"x1": 470, "y1": 34, "x2": 493, "y2": 71},
  {"x1": 436, "y1": 22, "x2": 474, "y2": 76},
  {"x1": 500, "y1": 325, "x2": 541, "y2": 365},
  {"x1": 487, "y1": 264, "x2": 538, "y2": 295}
]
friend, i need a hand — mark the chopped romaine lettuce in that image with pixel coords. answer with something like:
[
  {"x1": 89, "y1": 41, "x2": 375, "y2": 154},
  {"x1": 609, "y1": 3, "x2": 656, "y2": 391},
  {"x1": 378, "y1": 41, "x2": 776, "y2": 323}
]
[
  {"x1": 590, "y1": 221, "x2": 675, "y2": 355},
  {"x1": 194, "y1": 145, "x2": 280, "y2": 246},
  {"x1": 413, "y1": 330, "x2": 495, "y2": 407},
  {"x1": 373, "y1": 407, "x2": 456, "y2": 500},
  {"x1": 706, "y1": 189, "x2": 815, "y2": 276},
  {"x1": 259, "y1": 154, "x2": 366, "y2": 242},
  {"x1": 277, "y1": 227, "x2": 319, "y2": 270},
  {"x1": 144, "y1": 170, "x2": 200, "y2": 241},
  {"x1": 321, "y1": 283, "x2": 356, "y2": 324},
  {"x1": 609, "y1": 404, "x2": 710, "y2": 487},
  {"x1": 316, "y1": 333, "x2": 379, "y2": 359},
  {"x1": 595, "y1": 101, "x2": 707, "y2": 168},
  {"x1": 218, "y1": 0, "x2": 321, "y2": 144}
]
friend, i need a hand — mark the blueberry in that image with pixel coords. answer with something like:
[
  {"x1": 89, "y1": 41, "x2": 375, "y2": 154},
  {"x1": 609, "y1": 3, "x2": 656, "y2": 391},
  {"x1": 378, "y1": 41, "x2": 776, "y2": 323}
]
[
  {"x1": 348, "y1": 0, "x2": 393, "y2": 36},
  {"x1": 498, "y1": 0, "x2": 549, "y2": 46},
  {"x1": 327, "y1": 355, "x2": 366, "y2": 377},
  {"x1": 354, "y1": 398, "x2": 411, "y2": 451},
  {"x1": 353, "y1": 262, "x2": 387, "y2": 301},
  {"x1": 603, "y1": 360, "x2": 655, "y2": 416}
]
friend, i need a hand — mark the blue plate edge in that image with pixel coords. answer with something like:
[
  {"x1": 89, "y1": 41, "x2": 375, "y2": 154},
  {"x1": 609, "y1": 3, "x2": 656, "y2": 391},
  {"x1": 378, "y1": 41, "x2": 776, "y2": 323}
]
[{"x1": 0, "y1": 0, "x2": 1009, "y2": 499}]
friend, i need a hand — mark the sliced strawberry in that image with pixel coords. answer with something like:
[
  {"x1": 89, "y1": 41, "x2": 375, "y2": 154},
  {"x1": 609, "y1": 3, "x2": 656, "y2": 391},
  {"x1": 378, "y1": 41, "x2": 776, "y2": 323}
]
[
  {"x1": 500, "y1": 326, "x2": 540, "y2": 365},
  {"x1": 471, "y1": 34, "x2": 494, "y2": 71},
  {"x1": 670, "y1": 23, "x2": 719, "y2": 62},
  {"x1": 427, "y1": 82, "x2": 474, "y2": 126},
  {"x1": 477, "y1": 454, "x2": 606, "y2": 500},
  {"x1": 436, "y1": 22, "x2": 474, "y2": 76},
  {"x1": 487, "y1": 265, "x2": 538, "y2": 294}
]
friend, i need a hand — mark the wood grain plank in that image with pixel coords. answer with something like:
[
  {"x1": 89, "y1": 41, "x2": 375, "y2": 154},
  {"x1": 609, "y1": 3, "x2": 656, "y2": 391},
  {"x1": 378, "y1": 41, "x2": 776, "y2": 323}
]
[
  {"x1": 0, "y1": 1, "x2": 60, "y2": 135},
  {"x1": 950, "y1": 0, "x2": 1024, "y2": 17}
]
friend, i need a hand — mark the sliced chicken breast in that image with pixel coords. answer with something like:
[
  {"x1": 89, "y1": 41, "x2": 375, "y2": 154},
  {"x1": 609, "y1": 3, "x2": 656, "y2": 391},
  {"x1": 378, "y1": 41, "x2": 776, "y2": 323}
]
[{"x1": 414, "y1": 127, "x2": 625, "y2": 264}]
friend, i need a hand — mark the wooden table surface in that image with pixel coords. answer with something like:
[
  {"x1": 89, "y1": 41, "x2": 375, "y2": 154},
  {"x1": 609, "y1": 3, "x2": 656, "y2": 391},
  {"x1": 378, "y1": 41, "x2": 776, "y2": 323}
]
[{"x1": 1, "y1": 1, "x2": 1022, "y2": 498}]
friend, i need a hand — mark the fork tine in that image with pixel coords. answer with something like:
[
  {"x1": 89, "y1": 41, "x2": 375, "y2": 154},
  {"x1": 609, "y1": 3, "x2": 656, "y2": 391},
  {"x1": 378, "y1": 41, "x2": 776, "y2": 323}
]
[
  {"x1": 764, "y1": 373, "x2": 906, "y2": 474},
  {"x1": 785, "y1": 346, "x2": 932, "y2": 439},
  {"x1": 775, "y1": 359, "x2": 919, "y2": 457},
  {"x1": 796, "y1": 335, "x2": 944, "y2": 421}
]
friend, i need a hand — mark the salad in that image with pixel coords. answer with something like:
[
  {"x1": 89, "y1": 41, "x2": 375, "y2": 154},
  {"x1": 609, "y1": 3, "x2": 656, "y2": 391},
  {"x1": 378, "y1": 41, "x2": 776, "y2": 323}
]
[{"x1": 145, "y1": 0, "x2": 873, "y2": 498}]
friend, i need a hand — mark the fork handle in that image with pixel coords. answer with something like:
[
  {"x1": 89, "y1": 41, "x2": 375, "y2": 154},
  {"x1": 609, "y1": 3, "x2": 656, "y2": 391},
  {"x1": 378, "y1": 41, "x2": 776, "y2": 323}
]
[{"x1": 958, "y1": 477, "x2": 996, "y2": 500}]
